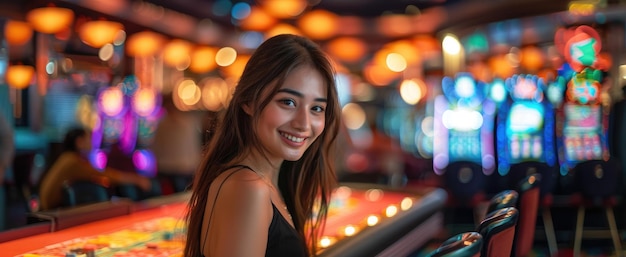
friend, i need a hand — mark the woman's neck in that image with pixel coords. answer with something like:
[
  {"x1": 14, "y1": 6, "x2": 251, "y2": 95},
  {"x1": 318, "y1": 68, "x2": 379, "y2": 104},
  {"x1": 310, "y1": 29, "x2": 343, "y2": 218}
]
[{"x1": 240, "y1": 150, "x2": 282, "y2": 186}]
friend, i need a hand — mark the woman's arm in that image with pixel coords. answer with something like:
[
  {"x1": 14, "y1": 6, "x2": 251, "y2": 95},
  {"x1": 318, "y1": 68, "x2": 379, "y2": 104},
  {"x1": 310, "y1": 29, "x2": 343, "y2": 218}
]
[
  {"x1": 67, "y1": 156, "x2": 150, "y2": 191},
  {"x1": 202, "y1": 170, "x2": 273, "y2": 257}
]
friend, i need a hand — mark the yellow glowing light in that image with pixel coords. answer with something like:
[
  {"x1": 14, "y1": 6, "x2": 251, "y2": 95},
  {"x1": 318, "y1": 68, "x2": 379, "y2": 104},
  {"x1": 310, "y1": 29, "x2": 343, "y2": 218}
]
[
  {"x1": 133, "y1": 88, "x2": 157, "y2": 117},
  {"x1": 240, "y1": 7, "x2": 276, "y2": 31},
  {"x1": 190, "y1": 46, "x2": 218, "y2": 73},
  {"x1": 99, "y1": 87, "x2": 124, "y2": 116},
  {"x1": 126, "y1": 31, "x2": 166, "y2": 57},
  {"x1": 343, "y1": 225, "x2": 357, "y2": 236},
  {"x1": 177, "y1": 80, "x2": 201, "y2": 107},
  {"x1": 265, "y1": 23, "x2": 302, "y2": 39},
  {"x1": 201, "y1": 77, "x2": 229, "y2": 111},
  {"x1": 365, "y1": 189, "x2": 383, "y2": 202},
  {"x1": 221, "y1": 54, "x2": 250, "y2": 78},
  {"x1": 341, "y1": 103, "x2": 366, "y2": 130},
  {"x1": 442, "y1": 34, "x2": 461, "y2": 55},
  {"x1": 319, "y1": 236, "x2": 335, "y2": 248},
  {"x1": 297, "y1": 10, "x2": 338, "y2": 40},
  {"x1": 26, "y1": 6, "x2": 74, "y2": 34},
  {"x1": 215, "y1": 47, "x2": 238, "y2": 67},
  {"x1": 386, "y1": 53, "x2": 407, "y2": 72},
  {"x1": 78, "y1": 20, "x2": 124, "y2": 48},
  {"x1": 367, "y1": 215, "x2": 380, "y2": 226},
  {"x1": 385, "y1": 205, "x2": 398, "y2": 218},
  {"x1": 262, "y1": 0, "x2": 307, "y2": 18},
  {"x1": 4, "y1": 20, "x2": 33, "y2": 46},
  {"x1": 335, "y1": 186, "x2": 352, "y2": 198},
  {"x1": 327, "y1": 37, "x2": 367, "y2": 63},
  {"x1": 6, "y1": 65, "x2": 34, "y2": 89},
  {"x1": 163, "y1": 39, "x2": 193, "y2": 68},
  {"x1": 400, "y1": 197, "x2": 413, "y2": 211},
  {"x1": 399, "y1": 79, "x2": 423, "y2": 105}
]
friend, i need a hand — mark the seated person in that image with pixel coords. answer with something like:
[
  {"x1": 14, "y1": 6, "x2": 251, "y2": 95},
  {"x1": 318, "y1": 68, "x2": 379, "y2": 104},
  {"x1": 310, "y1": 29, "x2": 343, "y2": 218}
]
[{"x1": 38, "y1": 127, "x2": 151, "y2": 210}]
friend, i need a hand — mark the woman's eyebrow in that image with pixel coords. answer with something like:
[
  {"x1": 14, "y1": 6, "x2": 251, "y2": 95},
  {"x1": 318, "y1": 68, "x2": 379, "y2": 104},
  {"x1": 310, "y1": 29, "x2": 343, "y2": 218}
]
[{"x1": 278, "y1": 88, "x2": 327, "y2": 102}]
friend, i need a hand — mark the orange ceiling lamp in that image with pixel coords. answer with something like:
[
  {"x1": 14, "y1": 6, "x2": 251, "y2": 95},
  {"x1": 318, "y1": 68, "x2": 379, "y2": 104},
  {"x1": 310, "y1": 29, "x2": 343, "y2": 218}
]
[
  {"x1": 240, "y1": 7, "x2": 276, "y2": 31},
  {"x1": 265, "y1": 23, "x2": 302, "y2": 39},
  {"x1": 163, "y1": 39, "x2": 193, "y2": 68},
  {"x1": 327, "y1": 37, "x2": 367, "y2": 63},
  {"x1": 78, "y1": 20, "x2": 124, "y2": 48},
  {"x1": 189, "y1": 46, "x2": 218, "y2": 73},
  {"x1": 260, "y1": 0, "x2": 307, "y2": 19},
  {"x1": 26, "y1": 6, "x2": 74, "y2": 34},
  {"x1": 126, "y1": 31, "x2": 166, "y2": 57},
  {"x1": 4, "y1": 20, "x2": 33, "y2": 46},
  {"x1": 297, "y1": 10, "x2": 339, "y2": 40},
  {"x1": 384, "y1": 40, "x2": 421, "y2": 65},
  {"x1": 6, "y1": 65, "x2": 35, "y2": 89}
]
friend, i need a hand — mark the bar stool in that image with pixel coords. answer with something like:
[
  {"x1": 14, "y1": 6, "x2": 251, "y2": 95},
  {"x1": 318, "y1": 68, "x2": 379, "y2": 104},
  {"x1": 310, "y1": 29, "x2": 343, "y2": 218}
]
[
  {"x1": 62, "y1": 180, "x2": 110, "y2": 208},
  {"x1": 477, "y1": 207, "x2": 519, "y2": 257},
  {"x1": 571, "y1": 160, "x2": 622, "y2": 257},
  {"x1": 512, "y1": 173, "x2": 541, "y2": 257},
  {"x1": 426, "y1": 232, "x2": 483, "y2": 257}
]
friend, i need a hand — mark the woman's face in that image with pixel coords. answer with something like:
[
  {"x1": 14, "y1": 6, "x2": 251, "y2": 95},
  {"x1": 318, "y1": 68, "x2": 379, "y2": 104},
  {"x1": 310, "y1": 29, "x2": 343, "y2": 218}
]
[{"x1": 254, "y1": 65, "x2": 327, "y2": 162}]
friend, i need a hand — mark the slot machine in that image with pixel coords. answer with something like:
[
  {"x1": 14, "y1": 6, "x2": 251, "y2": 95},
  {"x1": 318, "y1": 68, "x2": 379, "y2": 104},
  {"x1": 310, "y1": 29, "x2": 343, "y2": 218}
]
[
  {"x1": 433, "y1": 72, "x2": 496, "y2": 205},
  {"x1": 495, "y1": 74, "x2": 558, "y2": 192},
  {"x1": 554, "y1": 25, "x2": 612, "y2": 192},
  {"x1": 129, "y1": 87, "x2": 162, "y2": 177},
  {"x1": 90, "y1": 85, "x2": 131, "y2": 171}
]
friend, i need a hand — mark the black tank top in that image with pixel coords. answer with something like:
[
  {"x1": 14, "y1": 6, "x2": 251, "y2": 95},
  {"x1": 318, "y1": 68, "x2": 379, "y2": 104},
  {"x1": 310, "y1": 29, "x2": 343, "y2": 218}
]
[{"x1": 267, "y1": 203, "x2": 307, "y2": 257}]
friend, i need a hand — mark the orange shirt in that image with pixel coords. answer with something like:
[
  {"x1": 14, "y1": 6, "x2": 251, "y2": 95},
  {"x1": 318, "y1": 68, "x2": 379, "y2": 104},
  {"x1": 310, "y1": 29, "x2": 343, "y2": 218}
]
[{"x1": 38, "y1": 152, "x2": 124, "y2": 210}]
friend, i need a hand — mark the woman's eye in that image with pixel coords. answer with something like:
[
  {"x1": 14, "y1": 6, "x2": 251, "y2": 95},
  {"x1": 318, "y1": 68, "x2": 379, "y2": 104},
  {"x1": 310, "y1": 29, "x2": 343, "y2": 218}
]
[
  {"x1": 280, "y1": 99, "x2": 296, "y2": 107},
  {"x1": 312, "y1": 106, "x2": 325, "y2": 113}
]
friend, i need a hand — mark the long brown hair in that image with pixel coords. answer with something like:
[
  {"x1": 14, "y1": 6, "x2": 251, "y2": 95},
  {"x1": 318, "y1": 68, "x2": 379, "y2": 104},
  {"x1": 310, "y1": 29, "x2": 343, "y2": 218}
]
[{"x1": 184, "y1": 34, "x2": 341, "y2": 257}]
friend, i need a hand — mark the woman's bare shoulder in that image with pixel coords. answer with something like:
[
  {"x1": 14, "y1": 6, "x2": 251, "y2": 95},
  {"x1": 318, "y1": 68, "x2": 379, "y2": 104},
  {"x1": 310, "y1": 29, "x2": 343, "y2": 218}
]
[{"x1": 212, "y1": 167, "x2": 270, "y2": 203}]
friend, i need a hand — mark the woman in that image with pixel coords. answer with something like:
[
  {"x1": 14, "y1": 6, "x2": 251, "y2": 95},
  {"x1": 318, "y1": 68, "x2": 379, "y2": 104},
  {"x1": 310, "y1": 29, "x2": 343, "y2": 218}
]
[
  {"x1": 184, "y1": 34, "x2": 341, "y2": 257},
  {"x1": 38, "y1": 127, "x2": 151, "y2": 210}
]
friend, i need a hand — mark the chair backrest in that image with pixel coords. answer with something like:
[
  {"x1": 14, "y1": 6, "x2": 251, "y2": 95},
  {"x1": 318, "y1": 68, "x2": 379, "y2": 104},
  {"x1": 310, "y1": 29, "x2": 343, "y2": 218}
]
[
  {"x1": 444, "y1": 161, "x2": 486, "y2": 206},
  {"x1": 513, "y1": 173, "x2": 541, "y2": 257},
  {"x1": 62, "y1": 180, "x2": 110, "y2": 207},
  {"x1": 574, "y1": 160, "x2": 620, "y2": 200},
  {"x1": 115, "y1": 178, "x2": 161, "y2": 201},
  {"x1": 486, "y1": 190, "x2": 519, "y2": 214},
  {"x1": 508, "y1": 161, "x2": 556, "y2": 198},
  {"x1": 427, "y1": 232, "x2": 483, "y2": 257},
  {"x1": 477, "y1": 207, "x2": 519, "y2": 257}
]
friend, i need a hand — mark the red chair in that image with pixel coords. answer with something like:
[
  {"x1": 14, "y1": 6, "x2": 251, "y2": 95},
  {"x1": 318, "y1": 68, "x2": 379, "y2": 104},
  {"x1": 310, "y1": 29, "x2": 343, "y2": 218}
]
[
  {"x1": 426, "y1": 232, "x2": 483, "y2": 257},
  {"x1": 477, "y1": 207, "x2": 519, "y2": 257},
  {"x1": 512, "y1": 173, "x2": 541, "y2": 257},
  {"x1": 571, "y1": 160, "x2": 622, "y2": 257},
  {"x1": 508, "y1": 162, "x2": 558, "y2": 256},
  {"x1": 474, "y1": 189, "x2": 518, "y2": 224}
]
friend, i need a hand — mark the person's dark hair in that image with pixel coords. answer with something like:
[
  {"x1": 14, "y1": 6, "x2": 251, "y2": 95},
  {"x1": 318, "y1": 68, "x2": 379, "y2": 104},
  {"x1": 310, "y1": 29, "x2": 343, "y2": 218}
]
[
  {"x1": 62, "y1": 127, "x2": 87, "y2": 153},
  {"x1": 184, "y1": 34, "x2": 341, "y2": 257}
]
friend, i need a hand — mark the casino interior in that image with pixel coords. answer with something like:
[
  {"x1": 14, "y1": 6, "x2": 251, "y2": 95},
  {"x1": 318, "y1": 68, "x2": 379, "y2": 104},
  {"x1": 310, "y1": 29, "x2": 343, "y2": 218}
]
[{"x1": 1, "y1": 0, "x2": 626, "y2": 256}]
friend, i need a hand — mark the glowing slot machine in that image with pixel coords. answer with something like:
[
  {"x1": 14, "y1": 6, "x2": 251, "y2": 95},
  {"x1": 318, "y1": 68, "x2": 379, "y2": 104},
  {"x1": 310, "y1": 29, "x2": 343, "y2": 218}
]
[
  {"x1": 433, "y1": 72, "x2": 496, "y2": 176},
  {"x1": 554, "y1": 25, "x2": 610, "y2": 177},
  {"x1": 130, "y1": 87, "x2": 162, "y2": 177},
  {"x1": 433, "y1": 72, "x2": 495, "y2": 205},
  {"x1": 90, "y1": 85, "x2": 129, "y2": 170},
  {"x1": 495, "y1": 74, "x2": 557, "y2": 176}
]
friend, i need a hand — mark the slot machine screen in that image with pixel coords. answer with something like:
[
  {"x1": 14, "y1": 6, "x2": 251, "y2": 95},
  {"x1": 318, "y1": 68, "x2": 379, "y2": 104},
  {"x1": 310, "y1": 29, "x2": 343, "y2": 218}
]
[
  {"x1": 507, "y1": 102, "x2": 544, "y2": 160},
  {"x1": 563, "y1": 104, "x2": 602, "y2": 161},
  {"x1": 508, "y1": 102, "x2": 543, "y2": 134}
]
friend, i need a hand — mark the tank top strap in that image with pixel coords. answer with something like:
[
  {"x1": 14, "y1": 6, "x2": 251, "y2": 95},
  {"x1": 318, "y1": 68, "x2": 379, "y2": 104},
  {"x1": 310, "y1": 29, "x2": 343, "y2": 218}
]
[{"x1": 201, "y1": 164, "x2": 255, "y2": 255}]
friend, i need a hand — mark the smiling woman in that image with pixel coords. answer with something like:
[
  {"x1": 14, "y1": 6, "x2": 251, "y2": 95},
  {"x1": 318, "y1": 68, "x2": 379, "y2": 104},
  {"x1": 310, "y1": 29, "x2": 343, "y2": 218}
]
[{"x1": 184, "y1": 34, "x2": 342, "y2": 257}]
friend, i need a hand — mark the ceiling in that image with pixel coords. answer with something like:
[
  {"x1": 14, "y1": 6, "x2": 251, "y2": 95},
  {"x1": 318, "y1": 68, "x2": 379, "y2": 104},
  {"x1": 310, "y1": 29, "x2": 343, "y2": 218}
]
[{"x1": 11, "y1": 0, "x2": 572, "y2": 45}]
